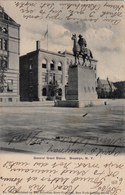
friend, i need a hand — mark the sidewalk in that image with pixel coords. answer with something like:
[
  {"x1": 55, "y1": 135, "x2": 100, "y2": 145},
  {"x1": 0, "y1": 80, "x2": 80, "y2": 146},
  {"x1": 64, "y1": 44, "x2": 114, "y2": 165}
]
[
  {"x1": 0, "y1": 99, "x2": 124, "y2": 107},
  {"x1": 0, "y1": 101, "x2": 55, "y2": 107}
]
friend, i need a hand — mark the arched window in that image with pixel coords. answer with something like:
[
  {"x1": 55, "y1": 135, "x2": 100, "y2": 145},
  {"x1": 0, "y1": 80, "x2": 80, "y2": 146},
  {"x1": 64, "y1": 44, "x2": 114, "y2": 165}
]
[
  {"x1": 50, "y1": 60, "x2": 55, "y2": 70},
  {"x1": 42, "y1": 88, "x2": 47, "y2": 96},
  {"x1": 84, "y1": 87, "x2": 86, "y2": 93},
  {"x1": 58, "y1": 62, "x2": 62, "y2": 71},
  {"x1": 58, "y1": 88, "x2": 62, "y2": 96},
  {"x1": 88, "y1": 87, "x2": 90, "y2": 92},
  {"x1": 2, "y1": 27, "x2": 8, "y2": 33},
  {"x1": 42, "y1": 59, "x2": 47, "y2": 68}
]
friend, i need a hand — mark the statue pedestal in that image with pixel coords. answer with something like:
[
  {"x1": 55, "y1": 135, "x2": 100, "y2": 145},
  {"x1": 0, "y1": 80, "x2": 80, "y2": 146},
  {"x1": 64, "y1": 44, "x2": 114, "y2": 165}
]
[
  {"x1": 55, "y1": 61, "x2": 107, "y2": 107},
  {"x1": 66, "y1": 65, "x2": 97, "y2": 101}
]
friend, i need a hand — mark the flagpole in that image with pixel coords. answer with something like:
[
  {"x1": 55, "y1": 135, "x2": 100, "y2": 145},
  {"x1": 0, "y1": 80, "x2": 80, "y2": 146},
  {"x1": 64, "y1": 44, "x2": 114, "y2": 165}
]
[{"x1": 47, "y1": 25, "x2": 48, "y2": 51}]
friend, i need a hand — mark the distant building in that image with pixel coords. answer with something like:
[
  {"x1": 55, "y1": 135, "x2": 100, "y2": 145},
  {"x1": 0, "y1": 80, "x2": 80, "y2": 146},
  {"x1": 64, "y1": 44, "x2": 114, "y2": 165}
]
[
  {"x1": 96, "y1": 77, "x2": 117, "y2": 98},
  {"x1": 20, "y1": 41, "x2": 98, "y2": 101},
  {"x1": 113, "y1": 81, "x2": 125, "y2": 98},
  {"x1": 0, "y1": 6, "x2": 20, "y2": 102}
]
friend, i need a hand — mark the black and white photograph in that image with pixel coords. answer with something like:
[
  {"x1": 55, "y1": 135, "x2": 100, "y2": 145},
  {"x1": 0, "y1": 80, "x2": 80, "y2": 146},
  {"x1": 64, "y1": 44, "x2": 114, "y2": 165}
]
[{"x1": 0, "y1": 1, "x2": 125, "y2": 194}]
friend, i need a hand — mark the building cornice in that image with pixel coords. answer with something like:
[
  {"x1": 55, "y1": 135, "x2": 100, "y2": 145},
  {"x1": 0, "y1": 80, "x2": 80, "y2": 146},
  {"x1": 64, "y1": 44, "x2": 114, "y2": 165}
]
[
  {"x1": 0, "y1": 18, "x2": 20, "y2": 27},
  {"x1": 39, "y1": 49, "x2": 65, "y2": 57},
  {"x1": 20, "y1": 49, "x2": 66, "y2": 58}
]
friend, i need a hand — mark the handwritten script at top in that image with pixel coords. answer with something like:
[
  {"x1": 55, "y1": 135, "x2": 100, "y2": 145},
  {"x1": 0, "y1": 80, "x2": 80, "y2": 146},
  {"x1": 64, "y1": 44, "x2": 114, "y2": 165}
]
[
  {"x1": 1, "y1": 157, "x2": 124, "y2": 195},
  {"x1": 14, "y1": 2, "x2": 124, "y2": 25}
]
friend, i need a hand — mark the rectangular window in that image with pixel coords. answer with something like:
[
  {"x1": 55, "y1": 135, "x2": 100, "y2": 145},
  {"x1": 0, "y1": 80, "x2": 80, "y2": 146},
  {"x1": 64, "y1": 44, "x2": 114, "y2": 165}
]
[
  {"x1": 42, "y1": 73, "x2": 47, "y2": 82},
  {"x1": 0, "y1": 39, "x2": 8, "y2": 50},
  {"x1": 3, "y1": 39, "x2": 7, "y2": 50},
  {"x1": 7, "y1": 79, "x2": 13, "y2": 92},
  {"x1": 57, "y1": 74, "x2": 62, "y2": 83},
  {"x1": 50, "y1": 64, "x2": 54, "y2": 70},
  {"x1": 58, "y1": 66, "x2": 62, "y2": 71},
  {"x1": 3, "y1": 56, "x2": 8, "y2": 68},
  {"x1": 8, "y1": 98, "x2": 12, "y2": 102},
  {"x1": 0, "y1": 56, "x2": 8, "y2": 68},
  {"x1": 0, "y1": 56, "x2": 2, "y2": 67},
  {"x1": 42, "y1": 63, "x2": 46, "y2": 68},
  {"x1": 0, "y1": 38, "x2": 2, "y2": 50}
]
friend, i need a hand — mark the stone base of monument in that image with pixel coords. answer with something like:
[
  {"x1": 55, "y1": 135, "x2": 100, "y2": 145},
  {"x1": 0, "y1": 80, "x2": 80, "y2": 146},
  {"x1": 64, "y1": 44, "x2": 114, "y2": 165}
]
[
  {"x1": 55, "y1": 99, "x2": 108, "y2": 108},
  {"x1": 56, "y1": 62, "x2": 107, "y2": 108}
]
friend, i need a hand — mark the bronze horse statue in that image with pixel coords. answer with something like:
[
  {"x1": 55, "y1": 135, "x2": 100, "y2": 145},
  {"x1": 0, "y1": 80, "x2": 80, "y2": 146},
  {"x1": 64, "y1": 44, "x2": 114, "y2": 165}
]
[
  {"x1": 71, "y1": 34, "x2": 93, "y2": 65},
  {"x1": 71, "y1": 34, "x2": 80, "y2": 64}
]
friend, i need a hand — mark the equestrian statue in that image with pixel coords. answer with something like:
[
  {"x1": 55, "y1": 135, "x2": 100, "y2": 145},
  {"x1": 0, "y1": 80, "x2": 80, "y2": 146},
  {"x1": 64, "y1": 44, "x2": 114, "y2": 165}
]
[{"x1": 71, "y1": 34, "x2": 93, "y2": 66}]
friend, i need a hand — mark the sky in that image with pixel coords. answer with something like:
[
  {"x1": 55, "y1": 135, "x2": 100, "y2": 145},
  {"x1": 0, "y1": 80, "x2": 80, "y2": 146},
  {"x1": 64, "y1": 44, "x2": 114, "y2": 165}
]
[{"x1": 1, "y1": 1, "x2": 125, "y2": 82}]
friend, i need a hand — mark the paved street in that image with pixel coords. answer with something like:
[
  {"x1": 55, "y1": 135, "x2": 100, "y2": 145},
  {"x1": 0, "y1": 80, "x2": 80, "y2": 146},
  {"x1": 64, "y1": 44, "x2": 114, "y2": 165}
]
[{"x1": 0, "y1": 99, "x2": 125, "y2": 155}]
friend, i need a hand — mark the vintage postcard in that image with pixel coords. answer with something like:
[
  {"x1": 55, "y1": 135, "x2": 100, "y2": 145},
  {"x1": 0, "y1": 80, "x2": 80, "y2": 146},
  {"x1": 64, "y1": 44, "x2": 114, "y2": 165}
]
[{"x1": 0, "y1": 1, "x2": 125, "y2": 195}]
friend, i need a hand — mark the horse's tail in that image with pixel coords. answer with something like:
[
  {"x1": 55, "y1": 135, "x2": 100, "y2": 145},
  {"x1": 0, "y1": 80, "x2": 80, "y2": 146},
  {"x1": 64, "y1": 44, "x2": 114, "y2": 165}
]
[{"x1": 86, "y1": 49, "x2": 93, "y2": 59}]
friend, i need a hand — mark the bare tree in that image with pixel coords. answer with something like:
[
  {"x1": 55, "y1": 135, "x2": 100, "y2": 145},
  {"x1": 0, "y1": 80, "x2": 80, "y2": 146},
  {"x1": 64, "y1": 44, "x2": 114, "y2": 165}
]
[{"x1": 48, "y1": 80, "x2": 59, "y2": 100}]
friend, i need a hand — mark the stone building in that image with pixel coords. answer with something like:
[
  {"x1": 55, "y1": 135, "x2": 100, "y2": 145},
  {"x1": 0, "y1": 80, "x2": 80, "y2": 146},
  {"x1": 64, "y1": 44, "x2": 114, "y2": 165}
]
[
  {"x1": 0, "y1": 6, "x2": 20, "y2": 102},
  {"x1": 20, "y1": 41, "x2": 67, "y2": 101},
  {"x1": 96, "y1": 77, "x2": 117, "y2": 98}
]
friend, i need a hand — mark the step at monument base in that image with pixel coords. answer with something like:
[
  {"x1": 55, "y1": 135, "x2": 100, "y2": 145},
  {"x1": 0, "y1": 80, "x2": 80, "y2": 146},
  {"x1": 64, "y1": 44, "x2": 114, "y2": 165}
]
[{"x1": 55, "y1": 99, "x2": 108, "y2": 108}]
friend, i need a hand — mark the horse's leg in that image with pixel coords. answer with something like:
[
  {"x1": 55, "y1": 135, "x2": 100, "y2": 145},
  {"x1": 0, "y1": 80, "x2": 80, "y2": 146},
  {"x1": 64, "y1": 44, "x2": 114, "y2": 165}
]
[
  {"x1": 78, "y1": 54, "x2": 80, "y2": 65},
  {"x1": 74, "y1": 55, "x2": 75, "y2": 64},
  {"x1": 76, "y1": 53, "x2": 79, "y2": 65},
  {"x1": 89, "y1": 58, "x2": 91, "y2": 67},
  {"x1": 76, "y1": 55, "x2": 78, "y2": 65},
  {"x1": 82, "y1": 55, "x2": 85, "y2": 66},
  {"x1": 88, "y1": 55, "x2": 91, "y2": 67},
  {"x1": 75, "y1": 55, "x2": 77, "y2": 65}
]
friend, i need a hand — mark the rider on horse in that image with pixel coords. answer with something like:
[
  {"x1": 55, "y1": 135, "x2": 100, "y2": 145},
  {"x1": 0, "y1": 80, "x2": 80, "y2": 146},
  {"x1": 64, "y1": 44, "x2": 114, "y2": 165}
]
[{"x1": 78, "y1": 35, "x2": 87, "y2": 55}]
